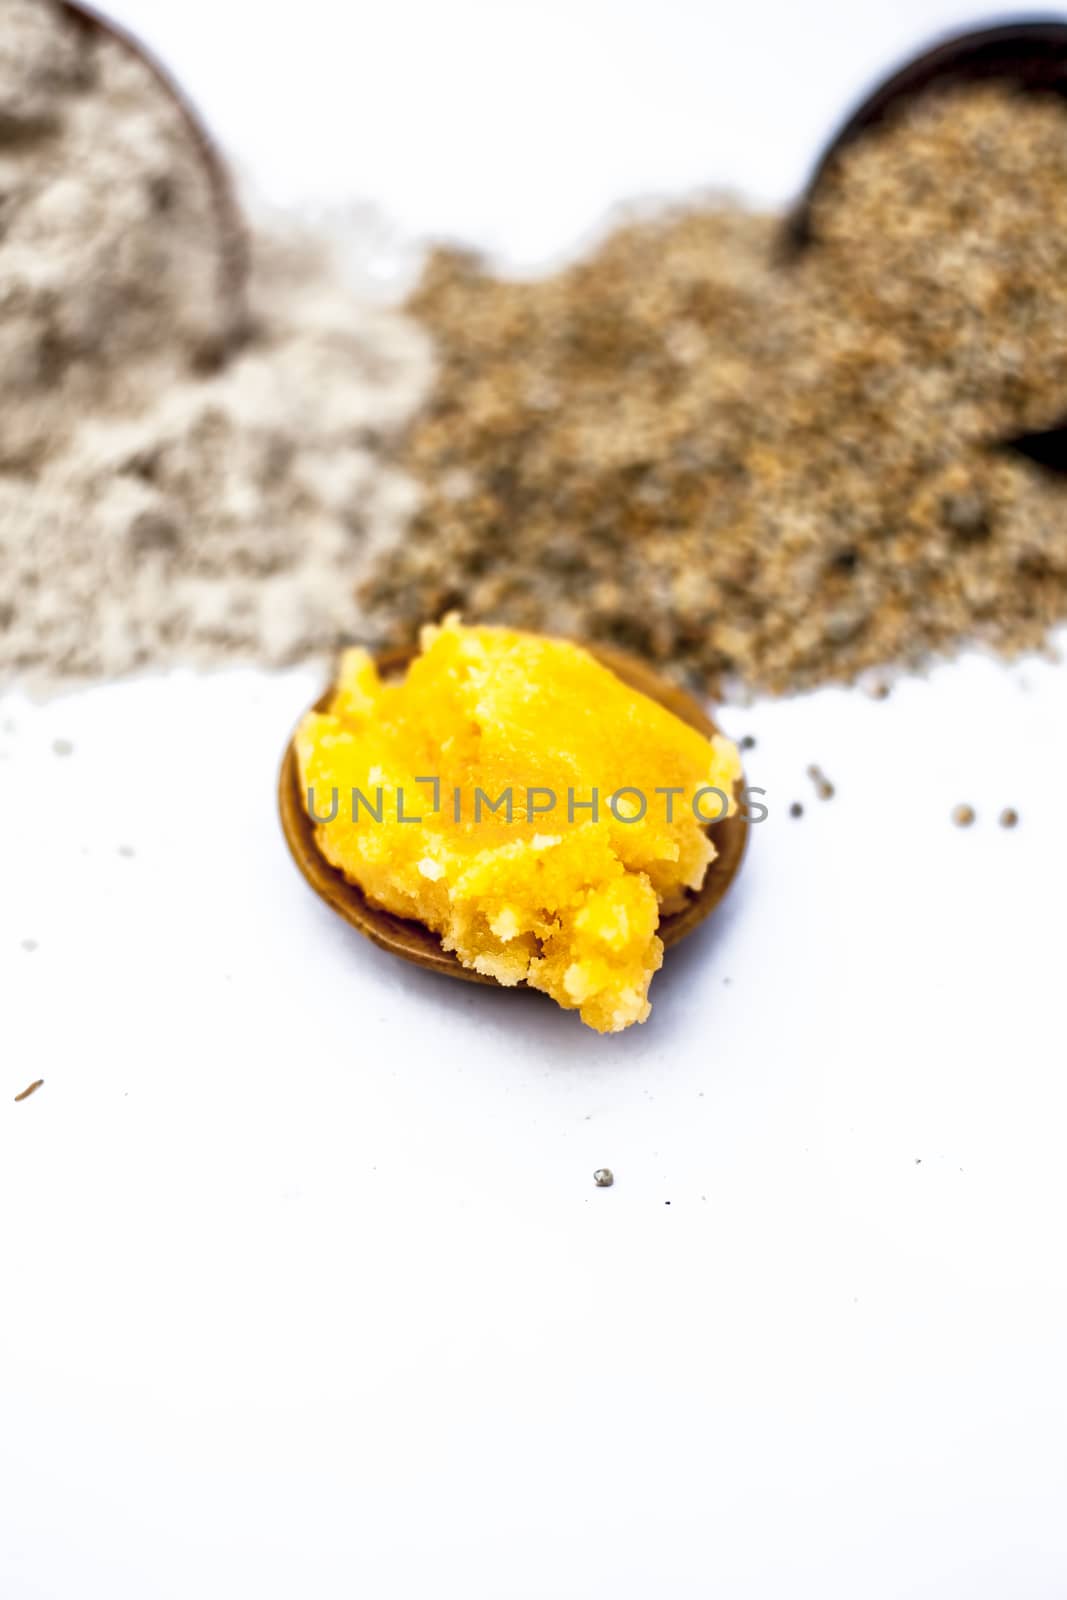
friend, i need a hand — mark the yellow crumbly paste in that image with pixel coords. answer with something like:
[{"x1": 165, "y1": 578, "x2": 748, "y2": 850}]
[{"x1": 295, "y1": 619, "x2": 740, "y2": 1032}]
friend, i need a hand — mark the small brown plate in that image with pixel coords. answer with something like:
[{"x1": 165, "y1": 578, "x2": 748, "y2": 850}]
[{"x1": 278, "y1": 641, "x2": 749, "y2": 985}]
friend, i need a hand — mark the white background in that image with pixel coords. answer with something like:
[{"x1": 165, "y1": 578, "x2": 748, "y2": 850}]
[{"x1": 3, "y1": 3, "x2": 1067, "y2": 1596}]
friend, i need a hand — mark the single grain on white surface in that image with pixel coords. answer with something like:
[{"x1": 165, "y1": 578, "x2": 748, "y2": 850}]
[{"x1": 1, "y1": 644, "x2": 1066, "y2": 1599}]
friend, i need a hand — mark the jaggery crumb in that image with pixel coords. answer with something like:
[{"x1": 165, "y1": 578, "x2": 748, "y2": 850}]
[
  {"x1": 952, "y1": 804, "x2": 976, "y2": 829},
  {"x1": 999, "y1": 807, "x2": 1020, "y2": 829}
]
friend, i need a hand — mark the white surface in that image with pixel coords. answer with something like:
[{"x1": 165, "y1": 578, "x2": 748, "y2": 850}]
[
  {"x1": 4, "y1": 3, "x2": 1067, "y2": 1597},
  {"x1": 4, "y1": 652, "x2": 1067, "y2": 1598}
]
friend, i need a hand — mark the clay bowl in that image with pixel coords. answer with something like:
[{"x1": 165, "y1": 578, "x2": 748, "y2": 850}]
[
  {"x1": 784, "y1": 19, "x2": 1067, "y2": 473},
  {"x1": 278, "y1": 642, "x2": 749, "y2": 985},
  {"x1": 61, "y1": 0, "x2": 250, "y2": 352}
]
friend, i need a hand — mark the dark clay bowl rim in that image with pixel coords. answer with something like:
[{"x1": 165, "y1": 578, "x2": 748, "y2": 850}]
[{"x1": 787, "y1": 17, "x2": 1067, "y2": 251}]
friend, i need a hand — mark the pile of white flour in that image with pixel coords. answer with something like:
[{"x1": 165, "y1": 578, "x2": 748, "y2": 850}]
[{"x1": 0, "y1": 0, "x2": 430, "y2": 685}]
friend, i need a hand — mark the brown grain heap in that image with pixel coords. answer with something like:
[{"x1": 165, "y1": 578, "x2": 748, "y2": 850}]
[{"x1": 362, "y1": 86, "x2": 1067, "y2": 697}]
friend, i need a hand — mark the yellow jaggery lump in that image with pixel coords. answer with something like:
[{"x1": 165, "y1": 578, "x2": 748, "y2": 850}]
[{"x1": 295, "y1": 619, "x2": 741, "y2": 1032}]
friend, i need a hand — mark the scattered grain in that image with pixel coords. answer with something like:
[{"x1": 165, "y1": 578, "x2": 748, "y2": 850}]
[{"x1": 807, "y1": 764, "x2": 835, "y2": 801}]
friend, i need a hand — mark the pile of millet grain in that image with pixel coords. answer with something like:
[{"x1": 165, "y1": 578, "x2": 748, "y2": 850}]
[{"x1": 362, "y1": 86, "x2": 1067, "y2": 697}]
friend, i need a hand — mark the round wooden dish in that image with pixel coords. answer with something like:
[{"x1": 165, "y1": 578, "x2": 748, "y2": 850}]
[{"x1": 278, "y1": 642, "x2": 749, "y2": 985}]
